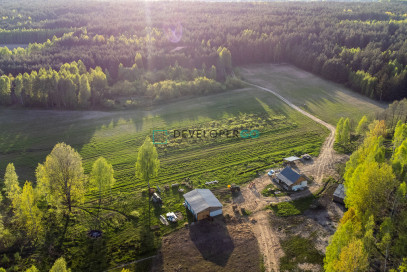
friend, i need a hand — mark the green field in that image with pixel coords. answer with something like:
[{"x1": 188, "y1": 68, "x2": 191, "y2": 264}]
[
  {"x1": 0, "y1": 88, "x2": 328, "y2": 184},
  {"x1": 0, "y1": 65, "x2": 387, "y2": 270},
  {"x1": 0, "y1": 87, "x2": 329, "y2": 270},
  {"x1": 240, "y1": 64, "x2": 386, "y2": 125}
]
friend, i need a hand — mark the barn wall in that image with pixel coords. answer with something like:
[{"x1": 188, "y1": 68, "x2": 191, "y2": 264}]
[
  {"x1": 210, "y1": 208, "x2": 222, "y2": 217},
  {"x1": 197, "y1": 210, "x2": 210, "y2": 220}
]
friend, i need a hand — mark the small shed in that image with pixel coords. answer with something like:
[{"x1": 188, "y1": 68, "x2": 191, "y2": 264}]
[
  {"x1": 284, "y1": 156, "x2": 301, "y2": 165},
  {"x1": 183, "y1": 189, "x2": 223, "y2": 221},
  {"x1": 276, "y1": 166, "x2": 307, "y2": 191},
  {"x1": 333, "y1": 184, "x2": 346, "y2": 204}
]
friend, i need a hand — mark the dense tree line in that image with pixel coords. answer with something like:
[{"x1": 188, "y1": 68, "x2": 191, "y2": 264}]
[
  {"x1": 325, "y1": 113, "x2": 407, "y2": 271},
  {"x1": 0, "y1": 1, "x2": 407, "y2": 103},
  {"x1": 0, "y1": 54, "x2": 236, "y2": 108}
]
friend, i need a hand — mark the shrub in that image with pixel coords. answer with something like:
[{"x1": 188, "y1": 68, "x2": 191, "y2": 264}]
[{"x1": 130, "y1": 210, "x2": 140, "y2": 219}]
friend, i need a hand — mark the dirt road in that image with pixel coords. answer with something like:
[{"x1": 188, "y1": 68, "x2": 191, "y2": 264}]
[
  {"x1": 231, "y1": 81, "x2": 339, "y2": 272},
  {"x1": 243, "y1": 81, "x2": 338, "y2": 186}
]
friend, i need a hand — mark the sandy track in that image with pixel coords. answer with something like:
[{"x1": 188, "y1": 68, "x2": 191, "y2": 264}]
[
  {"x1": 231, "y1": 81, "x2": 338, "y2": 272},
  {"x1": 243, "y1": 81, "x2": 336, "y2": 185},
  {"x1": 252, "y1": 211, "x2": 282, "y2": 272}
]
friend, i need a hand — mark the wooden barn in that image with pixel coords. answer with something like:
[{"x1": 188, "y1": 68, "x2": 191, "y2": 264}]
[
  {"x1": 276, "y1": 166, "x2": 307, "y2": 191},
  {"x1": 183, "y1": 189, "x2": 223, "y2": 221}
]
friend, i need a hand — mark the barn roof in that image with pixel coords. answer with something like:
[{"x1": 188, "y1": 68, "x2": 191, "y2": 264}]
[
  {"x1": 284, "y1": 156, "x2": 301, "y2": 162},
  {"x1": 333, "y1": 184, "x2": 346, "y2": 200},
  {"x1": 277, "y1": 166, "x2": 301, "y2": 186},
  {"x1": 183, "y1": 189, "x2": 222, "y2": 214}
]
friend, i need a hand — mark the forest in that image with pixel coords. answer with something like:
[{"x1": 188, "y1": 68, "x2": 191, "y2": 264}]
[
  {"x1": 324, "y1": 105, "x2": 407, "y2": 272},
  {"x1": 0, "y1": 1, "x2": 407, "y2": 108}
]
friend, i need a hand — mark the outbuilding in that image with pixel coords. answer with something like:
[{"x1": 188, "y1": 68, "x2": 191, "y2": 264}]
[
  {"x1": 183, "y1": 189, "x2": 223, "y2": 221},
  {"x1": 276, "y1": 166, "x2": 307, "y2": 191},
  {"x1": 333, "y1": 184, "x2": 346, "y2": 204},
  {"x1": 283, "y1": 156, "x2": 301, "y2": 166}
]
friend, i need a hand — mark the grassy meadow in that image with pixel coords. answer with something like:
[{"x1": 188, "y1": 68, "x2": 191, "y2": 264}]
[
  {"x1": 240, "y1": 63, "x2": 386, "y2": 125},
  {"x1": 0, "y1": 87, "x2": 328, "y2": 270}
]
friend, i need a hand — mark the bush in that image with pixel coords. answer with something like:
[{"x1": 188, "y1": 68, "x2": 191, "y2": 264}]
[
  {"x1": 1, "y1": 254, "x2": 9, "y2": 265},
  {"x1": 130, "y1": 210, "x2": 140, "y2": 219},
  {"x1": 13, "y1": 252, "x2": 21, "y2": 262},
  {"x1": 101, "y1": 99, "x2": 116, "y2": 109}
]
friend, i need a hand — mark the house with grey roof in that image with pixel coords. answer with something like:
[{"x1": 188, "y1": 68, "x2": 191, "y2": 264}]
[
  {"x1": 276, "y1": 166, "x2": 307, "y2": 191},
  {"x1": 183, "y1": 189, "x2": 223, "y2": 221},
  {"x1": 333, "y1": 184, "x2": 346, "y2": 204}
]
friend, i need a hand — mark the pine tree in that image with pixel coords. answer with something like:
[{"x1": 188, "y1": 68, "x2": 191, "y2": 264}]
[
  {"x1": 356, "y1": 115, "x2": 368, "y2": 135},
  {"x1": 341, "y1": 118, "x2": 350, "y2": 146},
  {"x1": 0, "y1": 75, "x2": 11, "y2": 105},
  {"x1": 25, "y1": 265, "x2": 39, "y2": 272},
  {"x1": 89, "y1": 67, "x2": 107, "y2": 106},
  {"x1": 393, "y1": 120, "x2": 407, "y2": 152},
  {"x1": 77, "y1": 60, "x2": 87, "y2": 75},
  {"x1": 78, "y1": 74, "x2": 91, "y2": 107},
  {"x1": 209, "y1": 65, "x2": 217, "y2": 80},
  {"x1": 14, "y1": 74, "x2": 23, "y2": 105},
  {"x1": 134, "y1": 52, "x2": 144, "y2": 70},
  {"x1": 49, "y1": 257, "x2": 70, "y2": 272},
  {"x1": 335, "y1": 117, "x2": 344, "y2": 144},
  {"x1": 3, "y1": 163, "x2": 21, "y2": 205}
]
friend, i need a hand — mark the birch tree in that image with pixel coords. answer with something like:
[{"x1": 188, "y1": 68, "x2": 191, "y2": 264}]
[
  {"x1": 14, "y1": 181, "x2": 42, "y2": 241},
  {"x1": 135, "y1": 137, "x2": 160, "y2": 190},
  {"x1": 90, "y1": 157, "x2": 115, "y2": 214},
  {"x1": 36, "y1": 143, "x2": 85, "y2": 213}
]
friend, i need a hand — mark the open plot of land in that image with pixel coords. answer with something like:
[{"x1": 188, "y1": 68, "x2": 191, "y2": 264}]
[
  {"x1": 152, "y1": 219, "x2": 261, "y2": 272},
  {"x1": 240, "y1": 63, "x2": 386, "y2": 125}
]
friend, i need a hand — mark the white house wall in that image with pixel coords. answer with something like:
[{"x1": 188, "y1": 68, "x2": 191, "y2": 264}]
[{"x1": 292, "y1": 181, "x2": 307, "y2": 191}]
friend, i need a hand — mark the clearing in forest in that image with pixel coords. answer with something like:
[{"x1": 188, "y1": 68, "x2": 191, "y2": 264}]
[{"x1": 240, "y1": 63, "x2": 386, "y2": 125}]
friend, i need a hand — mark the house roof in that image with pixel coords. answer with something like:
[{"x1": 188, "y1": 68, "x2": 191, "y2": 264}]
[
  {"x1": 277, "y1": 166, "x2": 301, "y2": 186},
  {"x1": 284, "y1": 156, "x2": 301, "y2": 162},
  {"x1": 183, "y1": 189, "x2": 222, "y2": 214},
  {"x1": 333, "y1": 184, "x2": 346, "y2": 200}
]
